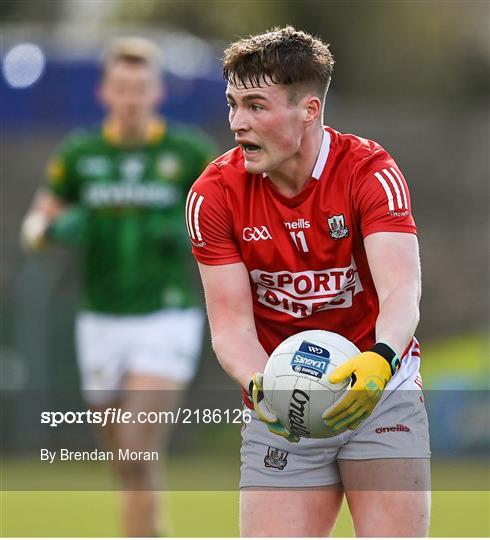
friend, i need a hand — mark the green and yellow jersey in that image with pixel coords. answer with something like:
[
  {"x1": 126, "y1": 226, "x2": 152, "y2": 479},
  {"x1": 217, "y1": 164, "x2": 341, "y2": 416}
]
[{"x1": 46, "y1": 118, "x2": 216, "y2": 314}]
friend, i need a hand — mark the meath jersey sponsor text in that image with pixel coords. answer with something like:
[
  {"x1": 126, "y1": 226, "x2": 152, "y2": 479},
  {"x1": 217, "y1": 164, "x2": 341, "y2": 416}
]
[
  {"x1": 249, "y1": 259, "x2": 364, "y2": 318},
  {"x1": 83, "y1": 183, "x2": 179, "y2": 208}
]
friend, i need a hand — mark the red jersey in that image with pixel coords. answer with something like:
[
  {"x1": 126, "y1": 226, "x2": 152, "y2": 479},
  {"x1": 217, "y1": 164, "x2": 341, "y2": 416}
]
[{"x1": 186, "y1": 126, "x2": 416, "y2": 355}]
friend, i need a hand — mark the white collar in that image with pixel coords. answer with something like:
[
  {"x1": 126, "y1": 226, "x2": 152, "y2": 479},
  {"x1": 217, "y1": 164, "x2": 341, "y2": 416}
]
[
  {"x1": 311, "y1": 128, "x2": 331, "y2": 180},
  {"x1": 262, "y1": 128, "x2": 331, "y2": 180}
]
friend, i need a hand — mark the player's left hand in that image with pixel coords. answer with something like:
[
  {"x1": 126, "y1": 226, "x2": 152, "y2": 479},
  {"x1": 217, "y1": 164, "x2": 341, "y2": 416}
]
[
  {"x1": 249, "y1": 373, "x2": 300, "y2": 443},
  {"x1": 322, "y1": 351, "x2": 393, "y2": 433}
]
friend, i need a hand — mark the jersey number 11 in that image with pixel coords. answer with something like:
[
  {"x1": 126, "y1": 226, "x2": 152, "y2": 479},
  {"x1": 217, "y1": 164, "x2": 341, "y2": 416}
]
[{"x1": 289, "y1": 231, "x2": 309, "y2": 253}]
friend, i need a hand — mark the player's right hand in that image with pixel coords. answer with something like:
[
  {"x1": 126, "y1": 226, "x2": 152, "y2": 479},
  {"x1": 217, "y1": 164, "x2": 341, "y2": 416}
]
[
  {"x1": 20, "y1": 212, "x2": 49, "y2": 251},
  {"x1": 249, "y1": 373, "x2": 300, "y2": 443}
]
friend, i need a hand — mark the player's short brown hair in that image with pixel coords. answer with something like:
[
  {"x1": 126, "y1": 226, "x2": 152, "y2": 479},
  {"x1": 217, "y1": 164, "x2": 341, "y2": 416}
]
[
  {"x1": 101, "y1": 37, "x2": 164, "y2": 78},
  {"x1": 223, "y1": 26, "x2": 334, "y2": 103}
]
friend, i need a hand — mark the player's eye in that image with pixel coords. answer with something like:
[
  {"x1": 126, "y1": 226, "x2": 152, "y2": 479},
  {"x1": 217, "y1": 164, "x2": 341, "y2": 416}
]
[
  {"x1": 250, "y1": 104, "x2": 263, "y2": 111},
  {"x1": 226, "y1": 101, "x2": 236, "y2": 110}
]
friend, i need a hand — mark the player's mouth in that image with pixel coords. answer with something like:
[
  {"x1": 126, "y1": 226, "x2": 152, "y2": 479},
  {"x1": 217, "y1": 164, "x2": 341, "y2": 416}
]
[{"x1": 240, "y1": 143, "x2": 262, "y2": 155}]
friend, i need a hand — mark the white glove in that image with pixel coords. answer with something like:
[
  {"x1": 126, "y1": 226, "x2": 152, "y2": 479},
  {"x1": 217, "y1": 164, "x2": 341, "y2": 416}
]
[{"x1": 20, "y1": 212, "x2": 50, "y2": 251}]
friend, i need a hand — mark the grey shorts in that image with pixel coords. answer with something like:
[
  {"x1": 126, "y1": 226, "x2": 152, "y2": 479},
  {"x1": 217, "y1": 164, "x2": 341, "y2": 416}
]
[{"x1": 240, "y1": 383, "x2": 430, "y2": 489}]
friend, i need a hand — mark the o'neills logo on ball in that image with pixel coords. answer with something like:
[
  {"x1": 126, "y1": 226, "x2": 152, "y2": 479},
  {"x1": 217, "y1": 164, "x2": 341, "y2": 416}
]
[{"x1": 288, "y1": 389, "x2": 310, "y2": 438}]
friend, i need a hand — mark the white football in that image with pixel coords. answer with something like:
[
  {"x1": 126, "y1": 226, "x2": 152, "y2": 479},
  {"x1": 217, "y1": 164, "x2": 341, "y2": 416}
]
[{"x1": 262, "y1": 330, "x2": 360, "y2": 439}]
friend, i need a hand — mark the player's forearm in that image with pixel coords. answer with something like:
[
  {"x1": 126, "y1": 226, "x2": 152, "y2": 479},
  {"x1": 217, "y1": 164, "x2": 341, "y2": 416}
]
[
  {"x1": 375, "y1": 284, "x2": 420, "y2": 357},
  {"x1": 211, "y1": 329, "x2": 269, "y2": 389}
]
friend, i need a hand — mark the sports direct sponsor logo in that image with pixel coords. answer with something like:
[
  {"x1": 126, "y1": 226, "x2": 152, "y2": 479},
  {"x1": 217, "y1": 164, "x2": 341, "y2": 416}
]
[
  {"x1": 249, "y1": 258, "x2": 363, "y2": 318},
  {"x1": 375, "y1": 424, "x2": 411, "y2": 434}
]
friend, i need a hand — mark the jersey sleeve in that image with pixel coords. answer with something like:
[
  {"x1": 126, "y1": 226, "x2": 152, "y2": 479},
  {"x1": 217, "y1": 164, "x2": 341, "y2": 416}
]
[
  {"x1": 185, "y1": 164, "x2": 242, "y2": 266},
  {"x1": 354, "y1": 149, "x2": 417, "y2": 238},
  {"x1": 45, "y1": 135, "x2": 82, "y2": 203}
]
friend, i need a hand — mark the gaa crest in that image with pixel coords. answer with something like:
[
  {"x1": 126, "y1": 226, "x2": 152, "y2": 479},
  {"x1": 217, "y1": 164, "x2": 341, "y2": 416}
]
[
  {"x1": 157, "y1": 153, "x2": 181, "y2": 180},
  {"x1": 120, "y1": 155, "x2": 145, "y2": 183},
  {"x1": 327, "y1": 214, "x2": 349, "y2": 240},
  {"x1": 264, "y1": 446, "x2": 288, "y2": 470}
]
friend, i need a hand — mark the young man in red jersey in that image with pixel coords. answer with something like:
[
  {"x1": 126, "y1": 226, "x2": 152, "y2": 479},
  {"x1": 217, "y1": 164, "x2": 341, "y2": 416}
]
[{"x1": 186, "y1": 27, "x2": 430, "y2": 537}]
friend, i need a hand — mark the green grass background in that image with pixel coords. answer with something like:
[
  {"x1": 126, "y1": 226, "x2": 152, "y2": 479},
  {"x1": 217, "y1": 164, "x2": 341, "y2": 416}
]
[
  {"x1": 2, "y1": 489, "x2": 489, "y2": 537},
  {"x1": 2, "y1": 333, "x2": 489, "y2": 537}
]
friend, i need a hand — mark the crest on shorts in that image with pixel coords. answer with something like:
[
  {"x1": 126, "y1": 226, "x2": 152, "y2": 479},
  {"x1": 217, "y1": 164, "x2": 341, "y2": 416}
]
[
  {"x1": 327, "y1": 214, "x2": 349, "y2": 240},
  {"x1": 264, "y1": 446, "x2": 288, "y2": 470}
]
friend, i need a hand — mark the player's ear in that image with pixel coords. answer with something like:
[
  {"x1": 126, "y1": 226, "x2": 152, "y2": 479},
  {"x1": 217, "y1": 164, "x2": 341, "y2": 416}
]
[
  {"x1": 96, "y1": 82, "x2": 107, "y2": 107},
  {"x1": 155, "y1": 80, "x2": 165, "y2": 105},
  {"x1": 303, "y1": 95, "x2": 322, "y2": 126}
]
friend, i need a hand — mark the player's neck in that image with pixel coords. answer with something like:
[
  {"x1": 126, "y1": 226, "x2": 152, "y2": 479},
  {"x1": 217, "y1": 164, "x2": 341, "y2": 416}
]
[
  {"x1": 267, "y1": 125, "x2": 324, "y2": 198},
  {"x1": 104, "y1": 114, "x2": 158, "y2": 146}
]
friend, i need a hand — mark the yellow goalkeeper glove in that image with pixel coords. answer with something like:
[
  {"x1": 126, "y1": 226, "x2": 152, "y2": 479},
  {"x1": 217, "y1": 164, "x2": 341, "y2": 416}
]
[
  {"x1": 322, "y1": 343, "x2": 400, "y2": 433},
  {"x1": 249, "y1": 373, "x2": 300, "y2": 443}
]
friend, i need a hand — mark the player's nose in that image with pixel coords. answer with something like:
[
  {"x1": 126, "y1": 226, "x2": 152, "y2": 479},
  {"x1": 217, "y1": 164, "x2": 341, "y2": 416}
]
[{"x1": 229, "y1": 107, "x2": 250, "y2": 133}]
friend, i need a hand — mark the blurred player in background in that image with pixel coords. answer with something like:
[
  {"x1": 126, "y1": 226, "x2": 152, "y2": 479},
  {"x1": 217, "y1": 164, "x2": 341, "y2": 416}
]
[
  {"x1": 21, "y1": 37, "x2": 216, "y2": 537},
  {"x1": 187, "y1": 27, "x2": 430, "y2": 537}
]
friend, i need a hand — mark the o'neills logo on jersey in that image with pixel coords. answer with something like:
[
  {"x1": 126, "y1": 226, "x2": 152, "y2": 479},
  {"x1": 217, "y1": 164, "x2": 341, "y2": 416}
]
[
  {"x1": 249, "y1": 258, "x2": 364, "y2": 318},
  {"x1": 284, "y1": 219, "x2": 310, "y2": 230}
]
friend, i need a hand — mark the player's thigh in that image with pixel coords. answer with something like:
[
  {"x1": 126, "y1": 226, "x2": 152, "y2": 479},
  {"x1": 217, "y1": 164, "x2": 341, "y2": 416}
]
[
  {"x1": 336, "y1": 382, "x2": 431, "y2": 536},
  {"x1": 240, "y1": 487, "x2": 344, "y2": 538},
  {"x1": 240, "y1": 414, "x2": 345, "y2": 536},
  {"x1": 339, "y1": 458, "x2": 431, "y2": 537},
  {"x1": 91, "y1": 401, "x2": 123, "y2": 452}
]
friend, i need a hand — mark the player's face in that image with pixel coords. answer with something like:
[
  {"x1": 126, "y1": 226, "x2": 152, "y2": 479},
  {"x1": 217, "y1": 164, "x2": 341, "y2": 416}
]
[
  {"x1": 99, "y1": 61, "x2": 162, "y2": 125},
  {"x1": 226, "y1": 81, "x2": 307, "y2": 175}
]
